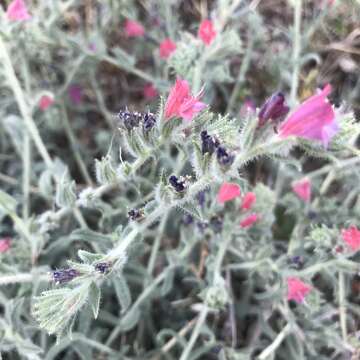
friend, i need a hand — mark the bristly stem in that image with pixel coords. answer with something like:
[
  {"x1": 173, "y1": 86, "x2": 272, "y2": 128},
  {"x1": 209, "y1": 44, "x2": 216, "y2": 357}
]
[
  {"x1": 338, "y1": 271, "x2": 348, "y2": 342},
  {"x1": 257, "y1": 323, "x2": 291, "y2": 360},
  {"x1": 179, "y1": 306, "x2": 209, "y2": 360},
  {"x1": 290, "y1": 0, "x2": 302, "y2": 105},
  {"x1": 0, "y1": 36, "x2": 53, "y2": 168}
]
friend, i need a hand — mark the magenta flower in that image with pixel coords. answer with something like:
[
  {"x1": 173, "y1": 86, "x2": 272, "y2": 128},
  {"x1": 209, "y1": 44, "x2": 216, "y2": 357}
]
[
  {"x1": 287, "y1": 277, "x2": 312, "y2": 303},
  {"x1": 341, "y1": 226, "x2": 360, "y2": 252},
  {"x1": 164, "y1": 78, "x2": 206, "y2": 121},
  {"x1": 241, "y1": 192, "x2": 256, "y2": 211},
  {"x1": 143, "y1": 83, "x2": 158, "y2": 100},
  {"x1": 198, "y1": 19, "x2": 216, "y2": 46},
  {"x1": 124, "y1": 19, "x2": 145, "y2": 38},
  {"x1": 240, "y1": 213, "x2": 259, "y2": 228},
  {"x1": 279, "y1": 84, "x2": 338, "y2": 147},
  {"x1": 0, "y1": 237, "x2": 11, "y2": 253},
  {"x1": 39, "y1": 95, "x2": 54, "y2": 111},
  {"x1": 68, "y1": 85, "x2": 83, "y2": 104},
  {"x1": 217, "y1": 183, "x2": 241, "y2": 204},
  {"x1": 292, "y1": 178, "x2": 311, "y2": 202},
  {"x1": 6, "y1": 0, "x2": 31, "y2": 21},
  {"x1": 159, "y1": 38, "x2": 177, "y2": 59}
]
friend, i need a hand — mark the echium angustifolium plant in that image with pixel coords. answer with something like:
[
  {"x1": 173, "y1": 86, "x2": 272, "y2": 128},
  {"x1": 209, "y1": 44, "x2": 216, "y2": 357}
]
[{"x1": 1, "y1": 0, "x2": 360, "y2": 359}]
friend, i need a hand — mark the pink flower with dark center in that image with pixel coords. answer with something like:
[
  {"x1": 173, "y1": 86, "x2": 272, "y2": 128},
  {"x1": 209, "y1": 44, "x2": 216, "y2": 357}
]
[
  {"x1": 6, "y1": 0, "x2": 31, "y2": 21},
  {"x1": 292, "y1": 178, "x2": 311, "y2": 202},
  {"x1": 279, "y1": 84, "x2": 339, "y2": 147},
  {"x1": 159, "y1": 38, "x2": 177, "y2": 59},
  {"x1": 143, "y1": 84, "x2": 158, "y2": 100},
  {"x1": 217, "y1": 183, "x2": 241, "y2": 204},
  {"x1": 124, "y1": 19, "x2": 145, "y2": 37},
  {"x1": 39, "y1": 95, "x2": 54, "y2": 111},
  {"x1": 68, "y1": 85, "x2": 83, "y2": 104},
  {"x1": 287, "y1": 277, "x2": 312, "y2": 303},
  {"x1": 341, "y1": 226, "x2": 360, "y2": 252},
  {"x1": 164, "y1": 78, "x2": 206, "y2": 121},
  {"x1": 240, "y1": 213, "x2": 259, "y2": 228},
  {"x1": 0, "y1": 237, "x2": 11, "y2": 253},
  {"x1": 241, "y1": 192, "x2": 256, "y2": 210},
  {"x1": 198, "y1": 19, "x2": 216, "y2": 45}
]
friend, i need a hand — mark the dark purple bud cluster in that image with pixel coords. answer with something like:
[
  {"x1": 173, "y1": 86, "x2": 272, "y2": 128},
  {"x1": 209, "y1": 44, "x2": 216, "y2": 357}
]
[
  {"x1": 196, "y1": 190, "x2": 206, "y2": 207},
  {"x1": 200, "y1": 131, "x2": 234, "y2": 167},
  {"x1": 118, "y1": 109, "x2": 156, "y2": 131},
  {"x1": 52, "y1": 268, "x2": 79, "y2": 284},
  {"x1": 182, "y1": 214, "x2": 194, "y2": 225},
  {"x1": 128, "y1": 208, "x2": 144, "y2": 221},
  {"x1": 258, "y1": 92, "x2": 289, "y2": 127},
  {"x1": 216, "y1": 146, "x2": 235, "y2": 166},
  {"x1": 169, "y1": 175, "x2": 186, "y2": 192},
  {"x1": 94, "y1": 262, "x2": 111, "y2": 274},
  {"x1": 200, "y1": 130, "x2": 219, "y2": 155}
]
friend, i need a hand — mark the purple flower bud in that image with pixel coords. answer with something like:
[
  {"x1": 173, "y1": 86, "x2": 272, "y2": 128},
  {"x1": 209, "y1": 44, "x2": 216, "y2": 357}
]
[
  {"x1": 128, "y1": 208, "x2": 144, "y2": 221},
  {"x1": 142, "y1": 112, "x2": 156, "y2": 131},
  {"x1": 182, "y1": 214, "x2": 194, "y2": 225},
  {"x1": 52, "y1": 268, "x2": 79, "y2": 284},
  {"x1": 94, "y1": 262, "x2": 111, "y2": 274},
  {"x1": 258, "y1": 92, "x2": 289, "y2": 127},
  {"x1": 216, "y1": 146, "x2": 234, "y2": 166},
  {"x1": 169, "y1": 175, "x2": 185, "y2": 192},
  {"x1": 200, "y1": 130, "x2": 219, "y2": 155}
]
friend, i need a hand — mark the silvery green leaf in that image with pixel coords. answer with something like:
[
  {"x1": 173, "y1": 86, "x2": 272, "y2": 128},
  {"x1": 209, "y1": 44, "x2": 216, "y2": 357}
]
[
  {"x1": 38, "y1": 169, "x2": 54, "y2": 198},
  {"x1": 119, "y1": 307, "x2": 140, "y2": 332},
  {"x1": 3, "y1": 115, "x2": 23, "y2": 154},
  {"x1": 88, "y1": 282, "x2": 101, "y2": 319},
  {"x1": 95, "y1": 156, "x2": 117, "y2": 185},
  {"x1": 78, "y1": 250, "x2": 104, "y2": 264},
  {"x1": 112, "y1": 47, "x2": 135, "y2": 68},
  {"x1": 160, "y1": 268, "x2": 175, "y2": 296},
  {"x1": 0, "y1": 189, "x2": 17, "y2": 214},
  {"x1": 55, "y1": 174, "x2": 76, "y2": 208},
  {"x1": 113, "y1": 275, "x2": 132, "y2": 313},
  {"x1": 160, "y1": 117, "x2": 182, "y2": 140}
]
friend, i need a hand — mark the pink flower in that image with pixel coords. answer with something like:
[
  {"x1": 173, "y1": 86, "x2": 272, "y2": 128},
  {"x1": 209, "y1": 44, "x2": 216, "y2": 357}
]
[
  {"x1": 124, "y1": 19, "x2": 145, "y2": 37},
  {"x1": 217, "y1": 183, "x2": 241, "y2": 204},
  {"x1": 164, "y1": 78, "x2": 206, "y2": 121},
  {"x1": 68, "y1": 85, "x2": 83, "y2": 104},
  {"x1": 240, "y1": 213, "x2": 259, "y2": 228},
  {"x1": 241, "y1": 192, "x2": 256, "y2": 210},
  {"x1": 6, "y1": 0, "x2": 31, "y2": 21},
  {"x1": 159, "y1": 38, "x2": 177, "y2": 59},
  {"x1": 292, "y1": 178, "x2": 311, "y2": 202},
  {"x1": 39, "y1": 95, "x2": 54, "y2": 111},
  {"x1": 0, "y1": 237, "x2": 11, "y2": 253},
  {"x1": 143, "y1": 84, "x2": 158, "y2": 100},
  {"x1": 198, "y1": 19, "x2": 216, "y2": 46},
  {"x1": 341, "y1": 226, "x2": 360, "y2": 252},
  {"x1": 279, "y1": 84, "x2": 339, "y2": 147},
  {"x1": 287, "y1": 277, "x2": 312, "y2": 303}
]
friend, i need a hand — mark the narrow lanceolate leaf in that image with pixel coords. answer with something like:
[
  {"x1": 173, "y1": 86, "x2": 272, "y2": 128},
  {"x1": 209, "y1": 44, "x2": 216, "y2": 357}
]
[
  {"x1": 119, "y1": 307, "x2": 141, "y2": 332},
  {"x1": 88, "y1": 282, "x2": 101, "y2": 319},
  {"x1": 113, "y1": 275, "x2": 132, "y2": 314}
]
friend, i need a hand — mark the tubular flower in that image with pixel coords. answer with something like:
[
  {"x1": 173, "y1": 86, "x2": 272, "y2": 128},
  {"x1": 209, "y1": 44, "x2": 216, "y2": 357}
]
[
  {"x1": 292, "y1": 178, "x2": 311, "y2": 202},
  {"x1": 279, "y1": 84, "x2": 339, "y2": 147},
  {"x1": 124, "y1": 19, "x2": 145, "y2": 37},
  {"x1": 258, "y1": 92, "x2": 289, "y2": 126},
  {"x1": 240, "y1": 213, "x2": 259, "y2": 228},
  {"x1": 287, "y1": 277, "x2": 312, "y2": 303},
  {"x1": 159, "y1": 38, "x2": 177, "y2": 59},
  {"x1": 241, "y1": 192, "x2": 256, "y2": 210},
  {"x1": 341, "y1": 226, "x2": 360, "y2": 252},
  {"x1": 6, "y1": 0, "x2": 31, "y2": 21},
  {"x1": 39, "y1": 95, "x2": 54, "y2": 111},
  {"x1": 217, "y1": 183, "x2": 241, "y2": 204},
  {"x1": 164, "y1": 78, "x2": 206, "y2": 121},
  {"x1": 198, "y1": 19, "x2": 216, "y2": 45},
  {"x1": 0, "y1": 237, "x2": 11, "y2": 253}
]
